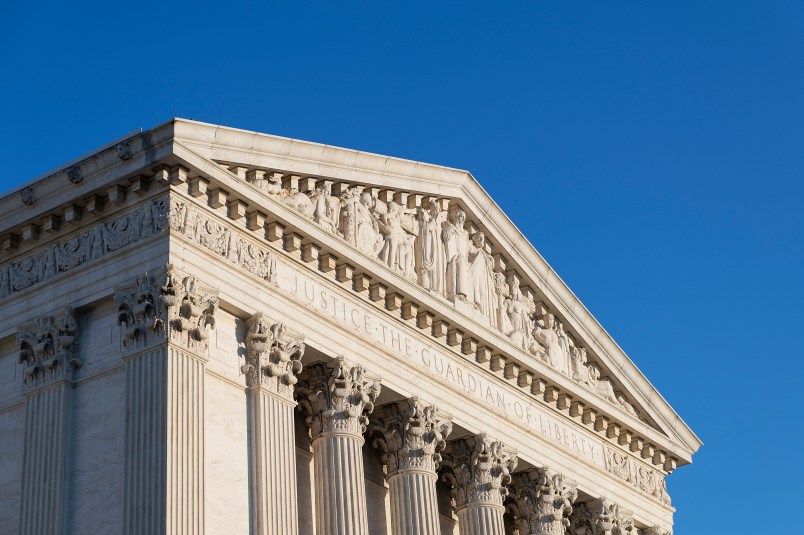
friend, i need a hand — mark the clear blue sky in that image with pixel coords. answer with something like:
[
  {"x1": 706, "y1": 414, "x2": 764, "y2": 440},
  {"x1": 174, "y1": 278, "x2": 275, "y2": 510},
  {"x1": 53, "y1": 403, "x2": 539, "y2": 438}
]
[{"x1": 3, "y1": 1, "x2": 803, "y2": 532}]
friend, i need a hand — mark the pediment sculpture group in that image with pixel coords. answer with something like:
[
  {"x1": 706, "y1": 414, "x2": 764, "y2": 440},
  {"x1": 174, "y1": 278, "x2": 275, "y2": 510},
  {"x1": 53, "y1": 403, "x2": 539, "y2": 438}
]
[{"x1": 251, "y1": 176, "x2": 638, "y2": 417}]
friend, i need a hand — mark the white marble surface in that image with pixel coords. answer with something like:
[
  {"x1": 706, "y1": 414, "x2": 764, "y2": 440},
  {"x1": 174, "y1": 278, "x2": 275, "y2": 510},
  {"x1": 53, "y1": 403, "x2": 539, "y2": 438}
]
[
  {"x1": 68, "y1": 369, "x2": 125, "y2": 534},
  {"x1": 205, "y1": 374, "x2": 249, "y2": 534},
  {"x1": 0, "y1": 404, "x2": 24, "y2": 534}
]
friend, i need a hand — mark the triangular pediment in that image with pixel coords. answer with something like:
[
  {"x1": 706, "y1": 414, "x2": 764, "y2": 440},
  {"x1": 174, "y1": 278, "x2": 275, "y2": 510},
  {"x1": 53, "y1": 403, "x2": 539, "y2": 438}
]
[{"x1": 162, "y1": 119, "x2": 700, "y2": 466}]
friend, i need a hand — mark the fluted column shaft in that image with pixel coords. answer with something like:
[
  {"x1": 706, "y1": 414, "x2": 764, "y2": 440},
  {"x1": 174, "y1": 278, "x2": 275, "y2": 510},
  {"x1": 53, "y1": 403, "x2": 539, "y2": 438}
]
[
  {"x1": 19, "y1": 382, "x2": 73, "y2": 535},
  {"x1": 123, "y1": 346, "x2": 206, "y2": 535},
  {"x1": 456, "y1": 504, "x2": 506, "y2": 535},
  {"x1": 299, "y1": 357, "x2": 381, "y2": 535},
  {"x1": 312, "y1": 431, "x2": 370, "y2": 535},
  {"x1": 249, "y1": 387, "x2": 298, "y2": 535},
  {"x1": 373, "y1": 398, "x2": 453, "y2": 535},
  {"x1": 387, "y1": 470, "x2": 441, "y2": 535}
]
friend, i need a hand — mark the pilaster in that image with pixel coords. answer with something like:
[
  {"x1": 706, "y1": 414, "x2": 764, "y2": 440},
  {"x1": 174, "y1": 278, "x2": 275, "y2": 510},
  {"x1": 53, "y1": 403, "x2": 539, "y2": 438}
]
[
  {"x1": 116, "y1": 264, "x2": 218, "y2": 535},
  {"x1": 243, "y1": 313, "x2": 305, "y2": 535},
  {"x1": 17, "y1": 306, "x2": 80, "y2": 535}
]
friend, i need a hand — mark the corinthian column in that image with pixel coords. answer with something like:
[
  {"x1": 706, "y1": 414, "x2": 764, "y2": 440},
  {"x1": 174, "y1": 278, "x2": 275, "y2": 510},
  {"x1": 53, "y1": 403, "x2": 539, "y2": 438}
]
[
  {"x1": 445, "y1": 433, "x2": 518, "y2": 535},
  {"x1": 297, "y1": 357, "x2": 381, "y2": 535},
  {"x1": 372, "y1": 398, "x2": 453, "y2": 535},
  {"x1": 115, "y1": 265, "x2": 218, "y2": 535},
  {"x1": 242, "y1": 314, "x2": 305, "y2": 535},
  {"x1": 17, "y1": 306, "x2": 80, "y2": 535},
  {"x1": 569, "y1": 497, "x2": 635, "y2": 535},
  {"x1": 512, "y1": 467, "x2": 577, "y2": 535}
]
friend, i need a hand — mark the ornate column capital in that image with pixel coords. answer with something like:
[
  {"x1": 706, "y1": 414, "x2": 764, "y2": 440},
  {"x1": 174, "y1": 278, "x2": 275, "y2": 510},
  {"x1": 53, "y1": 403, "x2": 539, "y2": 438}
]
[
  {"x1": 444, "y1": 433, "x2": 518, "y2": 509},
  {"x1": 371, "y1": 397, "x2": 453, "y2": 477},
  {"x1": 645, "y1": 526, "x2": 673, "y2": 535},
  {"x1": 242, "y1": 313, "x2": 304, "y2": 398},
  {"x1": 297, "y1": 356, "x2": 381, "y2": 441},
  {"x1": 570, "y1": 497, "x2": 634, "y2": 535},
  {"x1": 115, "y1": 264, "x2": 218, "y2": 357},
  {"x1": 512, "y1": 467, "x2": 577, "y2": 535},
  {"x1": 17, "y1": 306, "x2": 80, "y2": 390}
]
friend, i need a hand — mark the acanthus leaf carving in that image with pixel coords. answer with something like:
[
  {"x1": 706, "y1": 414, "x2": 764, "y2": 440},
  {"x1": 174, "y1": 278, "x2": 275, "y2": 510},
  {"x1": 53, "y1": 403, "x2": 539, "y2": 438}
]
[
  {"x1": 512, "y1": 467, "x2": 578, "y2": 535},
  {"x1": 114, "y1": 264, "x2": 218, "y2": 356},
  {"x1": 442, "y1": 433, "x2": 518, "y2": 509},
  {"x1": 371, "y1": 397, "x2": 453, "y2": 477},
  {"x1": 17, "y1": 306, "x2": 80, "y2": 389},
  {"x1": 569, "y1": 497, "x2": 634, "y2": 535},
  {"x1": 242, "y1": 313, "x2": 305, "y2": 398},
  {"x1": 296, "y1": 357, "x2": 381, "y2": 440}
]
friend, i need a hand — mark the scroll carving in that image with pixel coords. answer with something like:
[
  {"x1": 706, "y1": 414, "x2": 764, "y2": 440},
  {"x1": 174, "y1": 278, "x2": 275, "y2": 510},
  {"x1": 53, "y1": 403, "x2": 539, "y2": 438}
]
[
  {"x1": 569, "y1": 498, "x2": 634, "y2": 535},
  {"x1": 114, "y1": 264, "x2": 218, "y2": 355},
  {"x1": 296, "y1": 357, "x2": 381, "y2": 440},
  {"x1": 242, "y1": 313, "x2": 305, "y2": 398},
  {"x1": 443, "y1": 433, "x2": 518, "y2": 508},
  {"x1": 371, "y1": 398, "x2": 453, "y2": 477},
  {"x1": 512, "y1": 467, "x2": 577, "y2": 535},
  {"x1": 0, "y1": 198, "x2": 168, "y2": 300},
  {"x1": 604, "y1": 447, "x2": 671, "y2": 505},
  {"x1": 17, "y1": 306, "x2": 80, "y2": 389}
]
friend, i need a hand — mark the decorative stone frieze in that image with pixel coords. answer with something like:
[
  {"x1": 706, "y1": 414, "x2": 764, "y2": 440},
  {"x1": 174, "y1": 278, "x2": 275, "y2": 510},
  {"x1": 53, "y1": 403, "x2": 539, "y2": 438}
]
[
  {"x1": 116, "y1": 140, "x2": 133, "y2": 160},
  {"x1": 371, "y1": 397, "x2": 453, "y2": 477},
  {"x1": 169, "y1": 198, "x2": 277, "y2": 284},
  {"x1": 20, "y1": 186, "x2": 36, "y2": 206},
  {"x1": 242, "y1": 313, "x2": 305, "y2": 397},
  {"x1": 115, "y1": 264, "x2": 218, "y2": 356},
  {"x1": 0, "y1": 197, "x2": 169, "y2": 299},
  {"x1": 444, "y1": 433, "x2": 518, "y2": 509},
  {"x1": 67, "y1": 165, "x2": 83, "y2": 183},
  {"x1": 604, "y1": 447, "x2": 671, "y2": 505},
  {"x1": 297, "y1": 356, "x2": 381, "y2": 440},
  {"x1": 17, "y1": 306, "x2": 80, "y2": 389},
  {"x1": 570, "y1": 497, "x2": 634, "y2": 535}
]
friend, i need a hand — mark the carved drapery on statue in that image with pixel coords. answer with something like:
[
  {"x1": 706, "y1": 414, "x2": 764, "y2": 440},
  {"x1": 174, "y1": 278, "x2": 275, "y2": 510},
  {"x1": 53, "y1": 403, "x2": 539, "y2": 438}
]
[
  {"x1": 296, "y1": 356, "x2": 382, "y2": 440},
  {"x1": 443, "y1": 433, "x2": 518, "y2": 509},
  {"x1": 569, "y1": 498, "x2": 634, "y2": 535},
  {"x1": 167, "y1": 175, "x2": 644, "y2": 418},
  {"x1": 17, "y1": 306, "x2": 80, "y2": 389},
  {"x1": 511, "y1": 467, "x2": 577, "y2": 535},
  {"x1": 114, "y1": 264, "x2": 218, "y2": 355},
  {"x1": 371, "y1": 397, "x2": 453, "y2": 477},
  {"x1": 242, "y1": 313, "x2": 305, "y2": 398}
]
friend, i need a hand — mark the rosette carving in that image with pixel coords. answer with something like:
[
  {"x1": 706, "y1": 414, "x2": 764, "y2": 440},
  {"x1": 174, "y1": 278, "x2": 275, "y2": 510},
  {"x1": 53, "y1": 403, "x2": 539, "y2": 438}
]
[
  {"x1": 512, "y1": 467, "x2": 577, "y2": 535},
  {"x1": 371, "y1": 397, "x2": 453, "y2": 477},
  {"x1": 242, "y1": 313, "x2": 305, "y2": 397},
  {"x1": 17, "y1": 306, "x2": 80, "y2": 389},
  {"x1": 443, "y1": 433, "x2": 518, "y2": 508},
  {"x1": 297, "y1": 357, "x2": 381, "y2": 440}
]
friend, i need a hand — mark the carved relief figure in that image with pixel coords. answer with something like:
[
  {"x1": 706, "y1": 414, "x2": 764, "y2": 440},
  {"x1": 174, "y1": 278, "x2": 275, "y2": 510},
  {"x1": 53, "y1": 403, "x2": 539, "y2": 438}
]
[
  {"x1": 377, "y1": 201, "x2": 416, "y2": 279},
  {"x1": 467, "y1": 231, "x2": 497, "y2": 328},
  {"x1": 587, "y1": 363, "x2": 617, "y2": 403},
  {"x1": 415, "y1": 199, "x2": 447, "y2": 294},
  {"x1": 309, "y1": 183, "x2": 340, "y2": 233},
  {"x1": 505, "y1": 282, "x2": 534, "y2": 350},
  {"x1": 442, "y1": 207, "x2": 470, "y2": 302}
]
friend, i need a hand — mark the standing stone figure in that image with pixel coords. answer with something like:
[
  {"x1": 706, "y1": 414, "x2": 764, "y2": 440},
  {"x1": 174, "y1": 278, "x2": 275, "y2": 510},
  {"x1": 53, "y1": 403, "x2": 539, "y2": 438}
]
[
  {"x1": 309, "y1": 183, "x2": 340, "y2": 233},
  {"x1": 504, "y1": 283, "x2": 533, "y2": 350},
  {"x1": 442, "y1": 207, "x2": 470, "y2": 302},
  {"x1": 534, "y1": 313, "x2": 565, "y2": 369},
  {"x1": 467, "y1": 232, "x2": 497, "y2": 328},
  {"x1": 415, "y1": 199, "x2": 447, "y2": 294},
  {"x1": 378, "y1": 201, "x2": 415, "y2": 278}
]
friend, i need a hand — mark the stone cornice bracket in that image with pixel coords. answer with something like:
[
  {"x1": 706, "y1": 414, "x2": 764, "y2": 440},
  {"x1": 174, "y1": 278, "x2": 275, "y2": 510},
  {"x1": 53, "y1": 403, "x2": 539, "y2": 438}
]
[
  {"x1": 17, "y1": 306, "x2": 80, "y2": 390},
  {"x1": 511, "y1": 466, "x2": 578, "y2": 535},
  {"x1": 443, "y1": 433, "x2": 518, "y2": 509},
  {"x1": 370, "y1": 397, "x2": 453, "y2": 478},
  {"x1": 114, "y1": 264, "x2": 218, "y2": 357},
  {"x1": 296, "y1": 356, "x2": 381, "y2": 441},
  {"x1": 242, "y1": 312, "x2": 305, "y2": 398},
  {"x1": 569, "y1": 497, "x2": 634, "y2": 535}
]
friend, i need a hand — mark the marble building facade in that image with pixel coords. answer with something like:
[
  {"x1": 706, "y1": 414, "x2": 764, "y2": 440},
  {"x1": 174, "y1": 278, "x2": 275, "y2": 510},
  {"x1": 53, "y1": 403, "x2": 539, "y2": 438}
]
[{"x1": 0, "y1": 119, "x2": 700, "y2": 534}]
